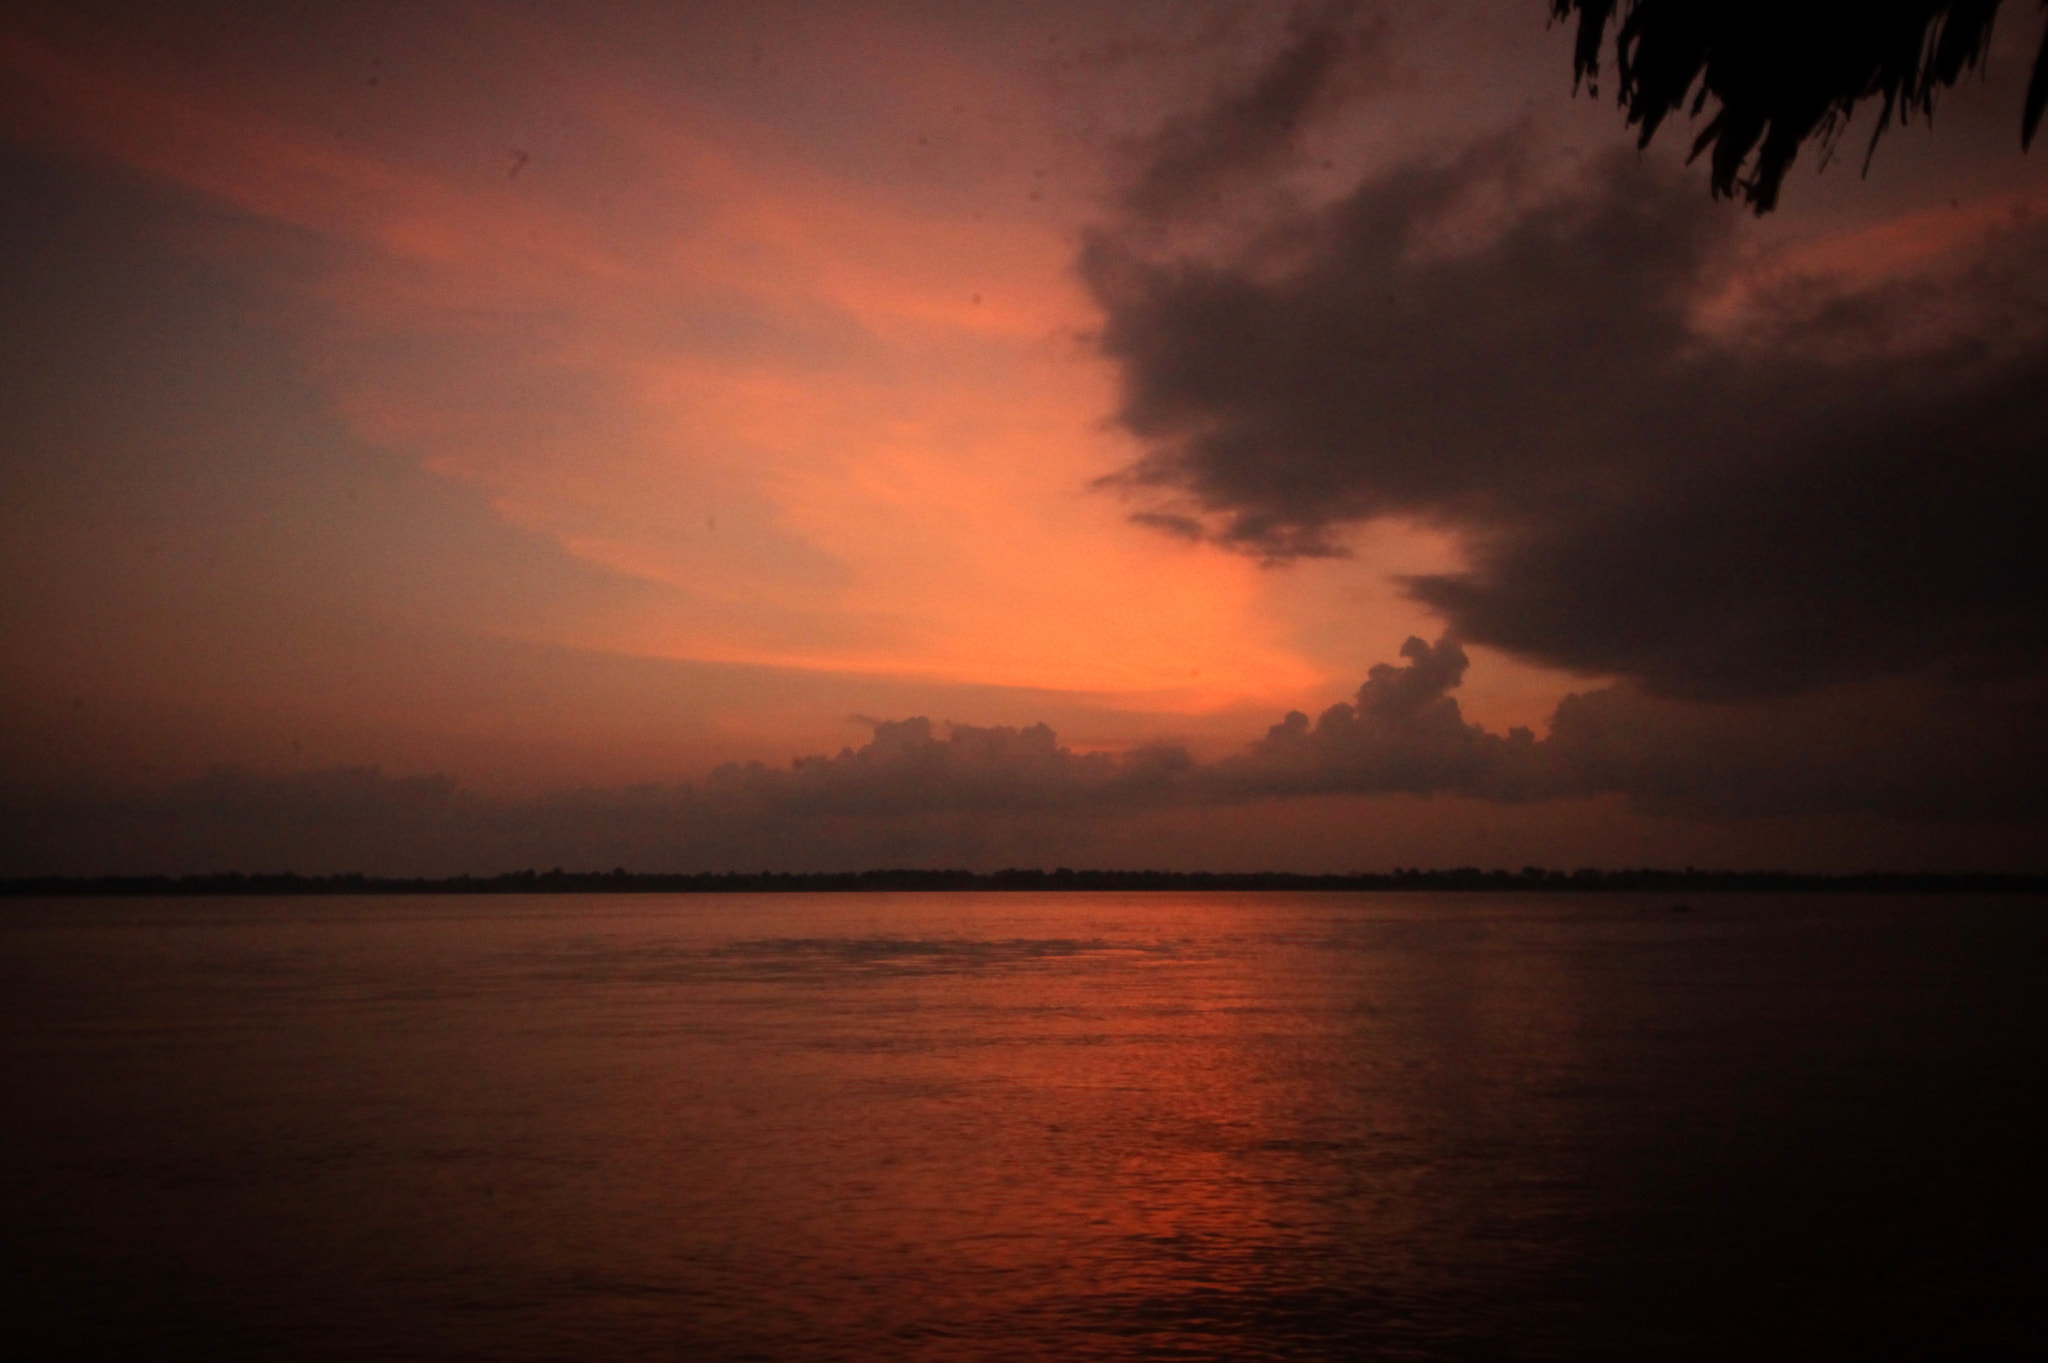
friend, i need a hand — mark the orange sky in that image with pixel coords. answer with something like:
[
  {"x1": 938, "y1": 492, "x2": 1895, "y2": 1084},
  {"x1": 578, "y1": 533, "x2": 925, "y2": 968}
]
[
  {"x1": 1, "y1": 6, "x2": 1469, "y2": 765},
  {"x1": 3, "y1": 1, "x2": 2044, "y2": 870}
]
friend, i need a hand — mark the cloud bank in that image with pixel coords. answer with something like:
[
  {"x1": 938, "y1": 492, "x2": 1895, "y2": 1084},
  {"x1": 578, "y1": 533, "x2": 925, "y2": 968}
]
[{"x1": 9, "y1": 633, "x2": 2045, "y2": 875}]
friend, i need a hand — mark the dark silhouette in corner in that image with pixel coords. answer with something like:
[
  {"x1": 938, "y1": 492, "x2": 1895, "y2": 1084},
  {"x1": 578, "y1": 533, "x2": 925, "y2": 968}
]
[{"x1": 1554, "y1": 0, "x2": 2048, "y2": 210}]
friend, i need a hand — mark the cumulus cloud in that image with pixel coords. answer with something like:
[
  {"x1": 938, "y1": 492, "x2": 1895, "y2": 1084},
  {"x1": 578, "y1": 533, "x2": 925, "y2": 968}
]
[
  {"x1": 1085, "y1": 45, "x2": 2048, "y2": 702},
  {"x1": 1211, "y1": 635, "x2": 1544, "y2": 799}
]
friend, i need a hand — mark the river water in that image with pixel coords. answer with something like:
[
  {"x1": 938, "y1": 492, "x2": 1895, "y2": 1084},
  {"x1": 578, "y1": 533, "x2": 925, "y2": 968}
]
[{"x1": 3, "y1": 892, "x2": 2044, "y2": 1360}]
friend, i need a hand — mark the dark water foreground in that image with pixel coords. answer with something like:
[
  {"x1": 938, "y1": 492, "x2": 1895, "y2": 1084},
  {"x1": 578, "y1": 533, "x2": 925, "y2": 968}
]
[{"x1": 3, "y1": 892, "x2": 2044, "y2": 1361}]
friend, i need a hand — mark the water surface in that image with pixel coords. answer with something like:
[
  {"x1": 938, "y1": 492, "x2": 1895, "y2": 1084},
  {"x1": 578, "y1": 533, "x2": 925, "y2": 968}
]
[{"x1": 4, "y1": 892, "x2": 2044, "y2": 1360}]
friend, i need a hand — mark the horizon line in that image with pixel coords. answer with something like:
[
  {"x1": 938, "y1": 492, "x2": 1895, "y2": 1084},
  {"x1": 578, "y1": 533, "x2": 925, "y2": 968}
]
[{"x1": 6, "y1": 867, "x2": 2048, "y2": 897}]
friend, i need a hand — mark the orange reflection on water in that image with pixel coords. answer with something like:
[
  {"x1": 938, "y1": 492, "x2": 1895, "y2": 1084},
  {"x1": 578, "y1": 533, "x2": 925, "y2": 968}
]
[{"x1": 584, "y1": 894, "x2": 1600, "y2": 1355}]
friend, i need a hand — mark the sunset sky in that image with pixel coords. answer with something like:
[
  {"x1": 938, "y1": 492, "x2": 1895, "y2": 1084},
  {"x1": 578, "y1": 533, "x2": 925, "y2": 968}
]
[{"x1": 4, "y1": 0, "x2": 2046, "y2": 874}]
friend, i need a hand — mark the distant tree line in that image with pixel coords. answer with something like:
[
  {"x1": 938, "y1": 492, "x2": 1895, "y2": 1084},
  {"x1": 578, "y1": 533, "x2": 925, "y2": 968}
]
[{"x1": 3, "y1": 867, "x2": 2044, "y2": 896}]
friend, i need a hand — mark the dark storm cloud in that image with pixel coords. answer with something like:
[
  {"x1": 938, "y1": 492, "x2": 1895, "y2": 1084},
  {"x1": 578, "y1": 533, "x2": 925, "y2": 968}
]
[
  {"x1": 1089, "y1": 142, "x2": 1726, "y2": 557},
  {"x1": 1085, "y1": 131, "x2": 2048, "y2": 699},
  {"x1": 1075, "y1": 24, "x2": 2048, "y2": 835},
  {"x1": 1089, "y1": 143, "x2": 2048, "y2": 695}
]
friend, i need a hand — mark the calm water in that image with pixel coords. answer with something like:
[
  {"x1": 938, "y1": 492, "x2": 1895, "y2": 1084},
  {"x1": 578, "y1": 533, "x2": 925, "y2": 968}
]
[{"x1": 3, "y1": 892, "x2": 2045, "y2": 1361}]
